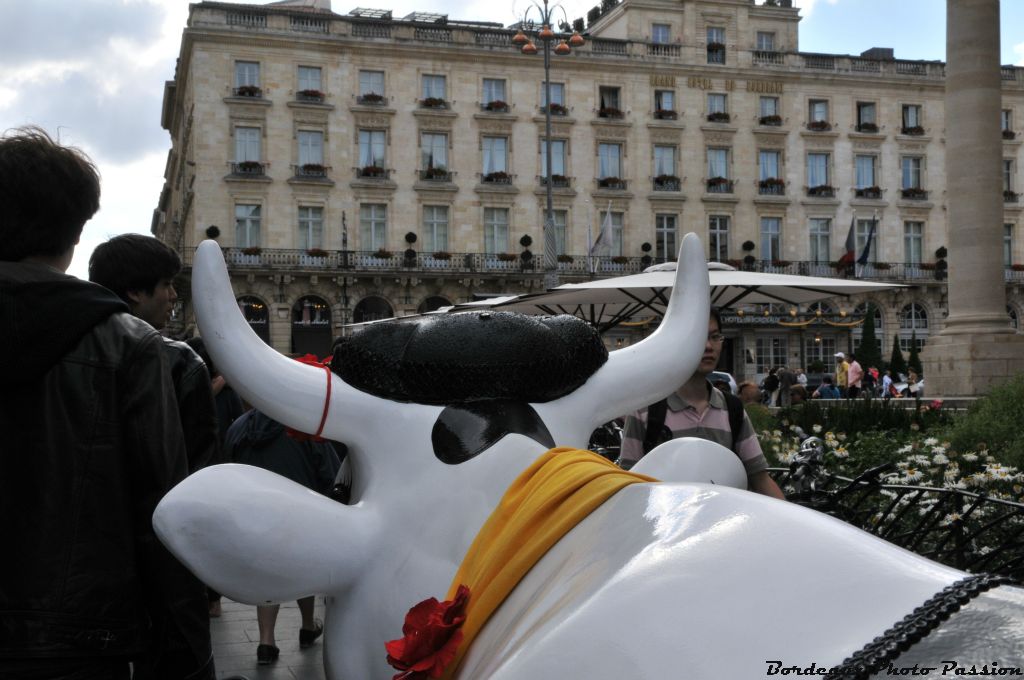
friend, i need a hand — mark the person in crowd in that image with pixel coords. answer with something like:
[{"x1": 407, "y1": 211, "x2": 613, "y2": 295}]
[
  {"x1": 795, "y1": 367, "x2": 808, "y2": 388},
  {"x1": 813, "y1": 375, "x2": 841, "y2": 399},
  {"x1": 224, "y1": 408, "x2": 341, "y2": 665},
  {"x1": 789, "y1": 384, "x2": 808, "y2": 406},
  {"x1": 90, "y1": 234, "x2": 218, "y2": 473},
  {"x1": 863, "y1": 366, "x2": 878, "y2": 397},
  {"x1": 761, "y1": 367, "x2": 780, "y2": 406},
  {"x1": 0, "y1": 127, "x2": 214, "y2": 679},
  {"x1": 834, "y1": 352, "x2": 850, "y2": 397},
  {"x1": 907, "y1": 368, "x2": 923, "y2": 397},
  {"x1": 881, "y1": 369, "x2": 894, "y2": 400},
  {"x1": 737, "y1": 381, "x2": 761, "y2": 406},
  {"x1": 617, "y1": 308, "x2": 785, "y2": 499},
  {"x1": 778, "y1": 365, "x2": 797, "y2": 407},
  {"x1": 846, "y1": 352, "x2": 864, "y2": 399}
]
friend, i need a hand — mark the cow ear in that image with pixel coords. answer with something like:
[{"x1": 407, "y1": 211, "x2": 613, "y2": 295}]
[{"x1": 154, "y1": 464, "x2": 375, "y2": 603}]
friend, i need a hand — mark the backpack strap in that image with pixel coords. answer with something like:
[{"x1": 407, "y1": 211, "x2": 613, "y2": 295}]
[
  {"x1": 642, "y1": 398, "x2": 670, "y2": 454},
  {"x1": 722, "y1": 391, "x2": 746, "y2": 454}
]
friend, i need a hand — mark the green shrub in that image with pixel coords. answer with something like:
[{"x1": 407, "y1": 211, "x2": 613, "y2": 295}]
[
  {"x1": 744, "y1": 403, "x2": 775, "y2": 436},
  {"x1": 949, "y1": 374, "x2": 1024, "y2": 469},
  {"x1": 776, "y1": 397, "x2": 949, "y2": 437}
]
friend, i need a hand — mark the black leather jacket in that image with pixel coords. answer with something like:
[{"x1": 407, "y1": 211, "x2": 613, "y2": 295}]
[
  {"x1": 163, "y1": 338, "x2": 219, "y2": 471},
  {"x1": 0, "y1": 262, "x2": 213, "y2": 677}
]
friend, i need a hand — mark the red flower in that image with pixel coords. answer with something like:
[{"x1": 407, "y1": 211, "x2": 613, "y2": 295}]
[
  {"x1": 385, "y1": 585, "x2": 470, "y2": 680},
  {"x1": 930, "y1": 399, "x2": 943, "y2": 411}
]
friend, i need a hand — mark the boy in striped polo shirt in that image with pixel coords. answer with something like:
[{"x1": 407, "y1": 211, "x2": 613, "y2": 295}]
[{"x1": 619, "y1": 308, "x2": 785, "y2": 499}]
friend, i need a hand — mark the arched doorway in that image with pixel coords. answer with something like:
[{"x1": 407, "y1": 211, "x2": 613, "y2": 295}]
[
  {"x1": 237, "y1": 295, "x2": 271, "y2": 345},
  {"x1": 353, "y1": 296, "x2": 394, "y2": 324},
  {"x1": 417, "y1": 296, "x2": 451, "y2": 314},
  {"x1": 292, "y1": 295, "x2": 332, "y2": 358}
]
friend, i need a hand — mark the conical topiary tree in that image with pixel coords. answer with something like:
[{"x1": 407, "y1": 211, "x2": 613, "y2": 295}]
[
  {"x1": 907, "y1": 330, "x2": 923, "y2": 376},
  {"x1": 858, "y1": 303, "x2": 883, "y2": 371},
  {"x1": 888, "y1": 333, "x2": 908, "y2": 378}
]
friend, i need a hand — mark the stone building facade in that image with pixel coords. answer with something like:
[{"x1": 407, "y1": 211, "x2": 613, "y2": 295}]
[{"x1": 155, "y1": 0, "x2": 1024, "y2": 382}]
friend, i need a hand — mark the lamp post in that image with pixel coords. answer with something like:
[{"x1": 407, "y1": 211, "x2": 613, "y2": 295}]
[{"x1": 512, "y1": 3, "x2": 584, "y2": 290}]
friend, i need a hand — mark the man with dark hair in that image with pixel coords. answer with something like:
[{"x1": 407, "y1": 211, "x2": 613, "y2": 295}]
[
  {"x1": 0, "y1": 127, "x2": 214, "y2": 678},
  {"x1": 90, "y1": 234, "x2": 218, "y2": 473},
  {"x1": 618, "y1": 308, "x2": 785, "y2": 499}
]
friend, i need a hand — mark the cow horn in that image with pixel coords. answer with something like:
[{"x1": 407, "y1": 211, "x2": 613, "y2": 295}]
[
  {"x1": 553, "y1": 232, "x2": 710, "y2": 431},
  {"x1": 191, "y1": 240, "x2": 366, "y2": 439}
]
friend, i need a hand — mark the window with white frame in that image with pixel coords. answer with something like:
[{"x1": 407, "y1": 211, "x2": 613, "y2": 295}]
[
  {"x1": 654, "y1": 145, "x2": 676, "y2": 177},
  {"x1": 482, "y1": 136, "x2": 508, "y2": 174},
  {"x1": 761, "y1": 216, "x2": 781, "y2": 261},
  {"x1": 756, "y1": 31, "x2": 775, "y2": 51},
  {"x1": 809, "y1": 218, "x2": 831, "y2": 263},
  {"x1": 1003, "y1": 109, "x2": 1014, "y2": 132},
  {"x1": 708, "y1": 93, "x2": 728, "y2": 114},
  {"x1": 656, "y1": 214, "x2": 677, "y2": 261},
  {"x1": 1005, "y1": 159, "x2": 1015, "y2": 193},
  {"x1": 598, "y1": 143, "x2": 622, "y2": 179},
  {"x1": 804, "y1": 336, "x2": 837, "y2": 372},
  {"x1": 360, "y1": 203, "x2": 387, "y2": 249},
  {"x1": 552, "y1": 209, "x2": 568, "y2": 254},
  {"x1": 359, "y1": 70, "x2": 384, "y2": 97},
  {"x1": 756, "y1": 337, "x2": 788, "y2": 375},
  {"x1": 483, "y1": 207, "x2": 509, "y2": 253},
  {"x1": 540, "y1": 139, "x2": 567, "y2": 177},
  {"x1": 235, "y1": 126, "x2": 261, "y2": 162},
  {"x1": 298, "y1": 206, "x2": 323, "y2": 250},
  {"x1": 298, "y1": 65, "x2": 322, "y2": 92},
  {"x1": 422, "y1": 74, "x2": 446, "y2": 100},
  {"x1": 855, "y1": 218, "x2": 877, "y2": 264},
  {"x1": 899, "y1": 303, "x2": 928, "y2": 352},
  {"x1": 901, "y1": 156, "x2": 923, "y2": 189},
  {"x1": 421, "y1": 132, "x2": 448, "y2": 170},
  {"x1": 759, "y1": 150, "x2": 780, "y2": 180},
  {"x1": 759, "y1": 96, "x2": 778, "y2": 117},
  {"x1": 1005, "y1": 223, "x2": 1014, "y2": 267},
  {"x1": 358, "y1": 129, "x2": 386, "y2": 168},
  {"x1": 904, "y1": 221, "x2": 923, "y2": 264},
  {"x1": 855, "y1": 155, "x2": 876, "y2": 189},
  {"x1": 709, "y1": 215, "x2": 730, "y2": 261},
  {"x1": 297, "y1": 130, "x2": 324, "y2": 167},
  {"x1": 483, "y1": 78, "x2": 506, "y2": 104},
  {"x1": 599, "y1": 211, "x2": 624, "y2": 255},
  {"x1": 902, "y1": 104, "x2": 922, "y2": 130},
  {"x1": 807, "y1": 152, "x2": 830, "y2": 188},
  {"x1": 808, "y1": 99, "x2": 829, "y2": 123},
  {"x1": 541, "y1": 82, "x2": 565, "y2": 107},
  {"x1": 856, "y1": 102, "x2": 876, "y2": 128},
  {"x1": 235, "y1": 204, "x2": 261, "y2": 247},
  {"x1": 707, "y1": 148, "x2": 729, "y2": 179},
  {"x1": 598, "y1": 86, "x2": 621, "y2": 111},
  {"x1": 652, "y1": 23, "x2": 671, "y2": 44},
  {"x1": 654, "y1": 89, "x2": 674, "y2": 112},
  {"x1": 235, "y1": 61, "x2": 259, "y2": 87},
  {"x1": 422, "y1": 205, "x2": 449, "y2": 252}
]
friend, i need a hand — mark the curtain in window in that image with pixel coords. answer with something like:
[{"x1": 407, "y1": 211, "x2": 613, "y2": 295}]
[
  {"x1": 298, "y1": 66, "x2": 321, "y2": 91},
  {"x1": 707, "y1": 148, "x2": 728, "y2": 178},
  {"x1": 855, "y1": 156, "x2": 874, "y2": 188},
  {"x1": 707, "y1": 27, "x2": 724, "y2": 43},
  {"x1": 759, "y1": 151, "x2": 779, "y2": 180},
  {"x1": 708, "y1": 94, "x2": 726, "y2": 114},
  {"x1": 807, "y1": 154, "x2": 828, "y2": 186},
  {"x1": 235, "y1": 204, "x2": 260, "y2": 247},
  {"x1": 903, "y1": 106, "x2": 920, "y2": 128},
  {"x1": 598, "y1": 144, "x2": 620, "y2": 178},
  {"x1": 809, "y1": 100, "x2": 828, "y2": 122},
  {"x1": 552, "y1": 210, "x2": 567, "y2": 253},
  {"x1": 360, "y1": 204, "x2": 386, "y2": 249},
  {"x1": 654, "y1": 146, "x2": 675, "y2": 176},
  {"x1": 359, "y1": 130, "x2": 385, "y2": 167},
  {"x1": 656, "y1": 214, "x2": 677, "y2": 260},
  {"x1": 541, "y1": 83, "x2": 564, "y2": 106},
  {"x1": 760, "y1": 97, "x2": 777, "y2": 117},
  {"x1": 901, "y1": 158, "x2": 921, "y2": 188},
  {"x1": 904, "y1": 222, "x2": 923, "y2": 264},
  {"x1": 540, "y1": 141, "x2": 565, "y2": 176},
  {"x1": 760, "y1": 217, "x2": 780, "y2": 260},
  {"x1": 423, "y1": 206, "x2": 449, "y2": 251},
  {"x1": 421, "y1": 133, "x2": 447, "y2": 169},
  {"x1": 858, "y1": 103, "x2": 876, "y2": 124},
  {"x1": 656, "y1": 90, "x2": 674, "y2": 111},
  {"x1": 483, "y1": 137, "x2": 507, "y2": 174},
  {"x1": 298, "y1": 207, "x2": 323, "y2": 250},
  {"x1": 422, "y1": 75, "x2": 446, "y2": 99},
  {"x1": 359, "y1": 71, "x2": 384, "y2": 95},
  {"x1": 298, "y1": 131, "x2": 323, "y2": 166},
  {"x1": 235, "y1": 62, "x2": 259, "y2": 87},
  {"x1": 484, "y1": 208, "x2": 509, "y2": 253},
  {"x1": 483, "y1": 79, "x2": 505, "y2": 103},
  {"x1": 235, "y1": 127, "x2": 260, "y2": 162}
]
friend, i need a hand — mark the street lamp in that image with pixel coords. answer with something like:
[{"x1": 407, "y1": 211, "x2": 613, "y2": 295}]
[{"x1": 512, "y1": 1, "x2": 585, "y2": 290}]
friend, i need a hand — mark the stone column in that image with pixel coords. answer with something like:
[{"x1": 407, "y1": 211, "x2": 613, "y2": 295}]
[{"x1": 924, "y1": 0, "x2": 1024, "y2": 395}]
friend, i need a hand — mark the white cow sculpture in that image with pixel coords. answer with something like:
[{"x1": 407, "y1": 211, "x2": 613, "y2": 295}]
[{"x1": 155, "y1": 234, "x2": 1024, "y2": 679}]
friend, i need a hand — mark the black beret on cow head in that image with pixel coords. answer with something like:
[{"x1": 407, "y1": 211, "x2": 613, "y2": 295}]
[{"x1": 331, "y1": 311, "x2": 608, "y2": 405}]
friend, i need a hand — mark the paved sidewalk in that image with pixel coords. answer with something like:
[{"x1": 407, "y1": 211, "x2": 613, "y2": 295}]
[{"x1": 211, "y1": 598, "x2": 327, "y2": 680}]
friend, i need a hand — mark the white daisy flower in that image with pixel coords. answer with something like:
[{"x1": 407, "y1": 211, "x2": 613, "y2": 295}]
[{"x1": 924, "y1": 437, "x2": 939, "y2": 446}]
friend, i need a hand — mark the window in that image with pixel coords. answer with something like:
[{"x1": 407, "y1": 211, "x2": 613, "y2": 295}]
[
  {"x1": 808, "y1": 99, "x2": 829, "y2": 123},
  {"x1": 708, "y1": 93, "x2": 727, "y2": 114},
  {"x1": 235, "y1": 126, "x2": 261, "y2": 162},
  {"x1": 358, "y1": 129, "x2": 386, "y2": 168},
  {"x1": 598, "y1": 86, "x2": 621, "y2": 111},
  {"x1": 598, "y1": 143, "x2": 622, "y2": 178},
  {"x1": 855, "y1": 155, "x2": 876, "y2": 189},
  {"x1": 484, "y1": 207, "x2": 509, "y2": 253},
  {"x1": 422, "y1": 74, "x2": 446, "y2": 100},
  {"x1": 599, "y1": 211, "x2": 625, "y2": 255},
  {"x1": 707, "y1": 148, "x2": 729, "y2": 179},
  {"x1": 759, "y1": 150, "x2": 780, "y2": 180},
  {"x1": 855, "y1": 218, "x2": 877, "y2": 264},
  {"x1": 656, "y1": 214, "x2": 677, "y2": 261},
  {"x1": 297, "y1": 130, "x2": 323, "y2": 166},
  {"x1": 761, "y1": 217, "x2": 781, "y2": 261},
  {"x1": 482, "y1": 136, "x2": 508, "y2": 174},
  {"x1": 756, "y1": 31, "x2": 775, "y2": 51},
  {"x1": 423, "y1": 205, "x2": 449, "y2": 251},
  {"x1": 804, "y1": 336, "x2": 837, "y2": 373},
  {"x1": 904, "y1": 221, "x2": 923, "y2": 264},
  {"x1": 298, "y1": 206, "x2": 323, "y2": 250},
  {"x1": 421, "y1": 132, "x2": 448, "y2": 170},
  {"x1": 540, "y1": 139, "x2": 567, "y2": 178},
  {"x1": 235, "y1": 61, "x2": 259, "y2": 87},
  {"x1": 1002, "y1": 109, "x2": 1013, "y2": 132},
  {"x1": 654, "y1": 89, "x2": 674, "y2": 112},
  {"x1": 1005, "y1": 159, "x2": 1014, "y2": 193},
  {"x1": 809, "y1": 218, "x2": 831, "y2": 263},
  {"x1": 360, "y1": 203, "x2": 387, "y2": 249},
  {"x1": 235, "y1": 204, "x2": 261, "y2": 247},
  {"x1": 856, "y1": 102, "x2": 877, "y2": 130},
  {"x1": 552, "y1": 209, "x2": 568, "y2": 254},
  {"x1": 651, "y1": 23, "x2": 671, "y2": 44},
  {"x1": 654, "y1": 145, "x2": 676, "y2": 176},
  {"x1": 541, "y1": 82, "x2": 565, "y2": 107},
  {"x1": 298, "y1": 66, "x2": 322, "y2": 92},
  {"x1": 359, "y1": 70, "x2": 384, "y2": 97},
  {"x1": 707, "y1": 27, "x2": 725, "y2": 64},
  {"x1": 807, "y1": 153, "x2": 830, "y2": 188},
  {"x1": 709, "y1": 215, "x2": 730, "y2": 261},
  {"x1": 901, "y1": 156, "x2": 923, "y2": 189},
  {"x1": 759, "y1": 96, "x2": 779, "y2": 117},
  {"x1": 483, "y1": 78, "x2": 506, "y2": 104},
  {"x1": 756, "y1": 337, "x2": 788, "y2": 375},
  {"x1": 1005, "y1": 223, "x2": 1014, "y2": 267},
  {"x1": 899, "y1": 303, "x2": 928, "y2": 352},
  {"x1": 902, "y1": 104, "x2": 922, "y2": 131}
]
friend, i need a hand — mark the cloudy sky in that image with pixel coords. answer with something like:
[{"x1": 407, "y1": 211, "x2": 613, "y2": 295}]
[{"x1": 2, "y1": 0, "x2": 1022, "y2": 279}]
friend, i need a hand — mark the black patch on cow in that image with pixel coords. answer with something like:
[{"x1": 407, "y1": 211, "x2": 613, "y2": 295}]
[
  {"x1": 331, "y1": 312, "x2": 608, "y2": 404},
  {"x1": 431, "y1": 400, "x2": 556, "y2": 464}
]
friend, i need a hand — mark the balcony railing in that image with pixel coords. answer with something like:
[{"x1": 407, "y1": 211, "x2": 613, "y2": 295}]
[
  {"x1": 706, "y1": 44, "x2": 726, "y2": 64},
  {"x1": 901, "y1": 187, "x2": 929, "y2": 200},
  {"x1": 230, "y1": 161, "x2": 266, "y2": 176},
  {"x1": 296, "y1": 89, "x2": 325, "y2": 103},
  {"x1": 807, "y1": 185, "x2": 836, "y2": 198},
  {"x1": 540, "y1": 175, "x2": 571, "y2": 188},
  {"x1": 706, "y1": 178, "x2": 734, "y2": 193},
  {"x1": 232, "y1": 86, "x2": 263, "y2": 98},
  {"x1": 356, "y1": 166, "x2": 390, "y2": 179},
  {"x1": 752, "y1": 50, "x2": 785, "y2": 66},
  {"x1": 653, "y1": 176, "x2": 681, "y2": 192},
  {"x1": 293, "y1": 164, "x2": 328, "y2": 178},
  {"x1": 647, "y1": 43, "x2": 680, "y2": 58},
  {"x1": 706, "y1": 111, "x2": 731, "y2": 123},
  {"x1": 1005, "y1": 190, "x2": 1020, "y2": 204},
  {"x1": 481, "y1": 100, "x2": 510, "y2": 113},
  {"x1": 356, "y1": 93, "x2": 386, "y2": 106},
  {"x1": 419, "y1": 168, "x2": 452, "y2": 182},
  {"x1": 542, "y1": 103, "x2": 568, "y2": 116},
  {"x1": 653, "y1": 109, "x2": 678, "y2": 120},
  {"x1": 420, "y1": 97, "x2": 448, "y2": 109},
  {"x1": 481, "y1": 171, "x2": 512, "y2": 185},
  {"x1": 758, "y1": 115, "x2": 783, "y2": 126},
  {"x1": 597, "y1": 177, "x2": 627, "y2": 190},
  {"x1": 758, "y1": 179, "x2": 786, "y2": 195}
]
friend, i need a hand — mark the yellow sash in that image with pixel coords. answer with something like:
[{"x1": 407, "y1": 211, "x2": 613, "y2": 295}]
[{"x1": 441, "y1": 447, "x2": 658, "y2": 678}]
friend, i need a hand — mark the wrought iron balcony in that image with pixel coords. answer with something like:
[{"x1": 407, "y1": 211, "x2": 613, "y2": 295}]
[
  {"x1": 653, "y1": 175, "x2": 681, "y2": 192},
  {"x1": 230, "y1": 161, "x2": 266, "y2": 176},
  {"x1": 758, "y1": 179, "x2": 786, "y2": 195},
  {"x1": 540, "y1": 175, "x2": 571, "y2": 188},
  {"x1": 356, "y1": 166, "x2": 390, "y2": 179},
  {"x1": 293, "y1": 163, "x2": 328, "y2": 178},
  {"x1": 481, "y1": 171, "x2": 512, "y2": 185},
  {"x1": 419, "y1": 168, "x2": 452, "y2": 182},
  {"x1": 706, "y1": 177, "x2": 734, "y2": 193},
  {"x1": 807, "y1": 185, "x2": 836, "y2": 198},
  {"x1": 232, "y1": 85, "x2": 263, "y2": 98},
  {"x1": 900, "y1": 187, "x2": 929, "y2": 200},
  {"x1": 596, "y1": 177, "x2": 627, "y2": 190},
  {"x1": 356, "y1": 93, "x2": 386, "y2": 106},
  {"x1": 296, "y1": 89, "x2": 325, "y2": 103},
  {"x1": 481, "y1": 100, "x2": 510, "y2": 113},
  {"x1": 855, "y1": 186, "x2": 882, "y2": 199}
]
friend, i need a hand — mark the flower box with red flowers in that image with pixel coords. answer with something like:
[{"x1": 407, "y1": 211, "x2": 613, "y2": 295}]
[
  {"x1": 496, "y1": 252, "x2": 518, "y2": 262},
  {"x1": 358, "y1": 92, "x2": 385, "y2": 105},
  {"x1": 856, "y1": 122, "x2": 879, "y2": 133},
  {"x1": 421, "y1": 97, "x2": 447, "y2": 109},
  {"x1": 598, "y1": 176, "x2": 625, "y2": 189},
  {"x1": 807, "y1": 120, "x2": 832, "y2": 132},
  {"x1": 855, "y1": 186, "x2": 882, "y2": 199},
  {"x1": 1005, "y1": 190, "x2": 1019, "y2": 203},
  {"x1": 901, "y1": 187, "x2": 929, "y2": 200},
  {"x1": 484, "y1": 100, "x2": 509, "y2": 112},
  {"x1": 807, "y1": 184, "x2": 836, "y2": 198},
  {"x1": 431, "y1": 251, "x2": 452, "y2": 260},
  {"x1": 706, "y1": 111, "x2": 731, "y2": 123},
  {"x1": 706, "y1": 41, "x2": 726, "y2": 51},
  {"x1": 611, "y1": 255, "x2": 629, "y2": 264},
  {"x1": 297, "y1": 89, "x2": 325, "y2": 102},
  {"x1": 598, "y1": 107, "x2": 623, "y2": 119},
  {"x1": 547, "y1": 103, "x2": 568, "y2": 116},
  {"x1": 758, "y1": 114, "x2": 782, "y2": 126},
  {"x1": 770, "y1": 259, "x2": 791, "y2": 267},
  {"x1": 901, "y1": 125, "x2": 925, "y2": 136},
  {"x1": 482, "y1": 170, "x2": 511, "y2": 184},
  {"x1": 1011, "y1": 263, "x2": 1024, "y2": 271},
  {"x1": 300, "y1": 163, "x2": 326, "y2": 177}
]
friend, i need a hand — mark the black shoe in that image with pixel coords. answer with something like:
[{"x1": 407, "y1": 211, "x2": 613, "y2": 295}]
[
  {"x1": 256, "y1": 644, "x2": 279, "y2": 665},
  {"x1": 299, "y1": 620, "x2": 323, "y2": 648}
]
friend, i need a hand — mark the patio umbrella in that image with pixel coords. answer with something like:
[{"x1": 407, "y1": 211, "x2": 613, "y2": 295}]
[{"x1": 448, "y1": 261, "x2": 907, "y2": 333}]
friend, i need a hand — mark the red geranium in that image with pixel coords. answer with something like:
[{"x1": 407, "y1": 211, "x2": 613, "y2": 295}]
[{"x1": 385, "y1": 585, "x2": 470, "y2": 680}]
